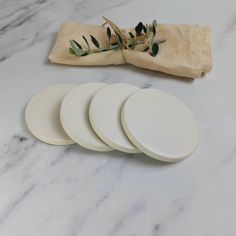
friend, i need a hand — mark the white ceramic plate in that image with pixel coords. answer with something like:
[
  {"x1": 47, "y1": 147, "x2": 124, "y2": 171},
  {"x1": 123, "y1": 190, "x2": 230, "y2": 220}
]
[
  {"x1": 25, "y1": 84, "x2": 76, "y2": 145},
  {"x1": 60, "y1": 83, "x2": 113, "y2": 152},
  {"x1": 121, "y1": 88, "x2": 200, "y2": 162},
  {"x1": 89, "y1": 83, "x2": 140, "y2": 153}
]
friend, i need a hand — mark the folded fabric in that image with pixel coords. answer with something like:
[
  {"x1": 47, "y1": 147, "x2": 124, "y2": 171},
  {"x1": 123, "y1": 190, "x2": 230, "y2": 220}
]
[{"x1": 49, "y1": 21, "x2": 212, "y2": 79}]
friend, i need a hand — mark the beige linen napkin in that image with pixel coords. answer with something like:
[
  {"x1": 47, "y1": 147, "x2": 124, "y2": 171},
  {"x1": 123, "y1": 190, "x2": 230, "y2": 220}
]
[{"x1": 49, "y1": 21, "x2": 212, "y2": 79}]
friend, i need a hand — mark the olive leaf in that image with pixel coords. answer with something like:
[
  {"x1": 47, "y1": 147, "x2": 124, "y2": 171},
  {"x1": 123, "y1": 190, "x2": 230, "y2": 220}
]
[
  {"x1": 82, "y1": 35, "x2": 90, "y2": 51},
  {"x1": 143, "y1": 46, "x2": 149, "y2": 52},
  {"x1": 72, "y1": 40, "x2": 82, "y2": 50},
  {"x1": 115, "y1": 31, "x2": 122, "y2": 44},
  {"x1": 135, "y1": 22, "x2": 143, "y2": 35},
  {"x1": 69, "y1": 18, "x2": 164, "y2": 58},
  {"x1": 69, "y1": 40, "x2": 83, "y2": 56},
  {"x1": 90, "y1": 35, "x2": 100, "y2": 48},
  {"x1": 142, "y1": 24, "x2": 147, "y2": 34},
  {"x1": 107, "y1": 27, "x2": 111, "y2": 45},
  {"x1": 127, "y1": 38, "x2": 135, "y2": 48},
  {"x1": 152, "y1": 19, "x2": 157, "y2": 36},
  {"x1": 100, "y1": 48, "x2": 110, "y2": 52},
  {"x1": 152, "y1": 24, "x2": 156, "y2": 36},
  {"x1": 69, "y1": 47, "x2": 75, "y2": 55},
  {"x1": 152, "y1": 19, "x2": 157, "y2": 27},
  {"x1": 150, "y1": 42, "x2": 159, "y2": 57},
  {"x1": 111, "y1": 42, "x2": 119, "y2": 46},
  {"x1": 129, "y1": 32, "x2": 135, "y2": 38},
  {"x1": 69, "y1": 40, "x2": 78, "y2": 51},
  {"x1": 81, "y1": 52, "x2": 89, "y2": 56}
]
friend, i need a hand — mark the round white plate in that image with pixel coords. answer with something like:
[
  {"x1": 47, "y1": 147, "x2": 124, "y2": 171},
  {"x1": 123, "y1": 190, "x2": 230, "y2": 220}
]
[
  {"x1": 60, "y1": 83, "x2": 113, "y2": 152},
  {"x1": 121, "y1": 89, "x2": 200, "y2": 162},
  {"x1": 89, "y1": 83, "x2": 140, "y2": 153},
  {"x1": 25, "y1": 84, "x2": 76, "y2": 145}
]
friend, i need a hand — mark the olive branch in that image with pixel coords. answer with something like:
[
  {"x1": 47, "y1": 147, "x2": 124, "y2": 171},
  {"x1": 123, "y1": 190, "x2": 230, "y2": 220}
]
[{"x1": 69, "y1": 17, "x2": 165, "y2": 57}]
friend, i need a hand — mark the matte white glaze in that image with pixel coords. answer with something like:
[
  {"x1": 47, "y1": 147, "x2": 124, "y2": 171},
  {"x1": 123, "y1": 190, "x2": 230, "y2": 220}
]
[
  {"x1": 25, "y1": 84, "x2": 76, "y2": 145},
  {"x1": 89, "y1": 83, "x2": 140, "y2": 153},
  {"x1": 60, "y1": 83, "x2": 113, "y2": 152},
  {"x1": 121, "y1": 89, "x2": 200, "y2": 162}
]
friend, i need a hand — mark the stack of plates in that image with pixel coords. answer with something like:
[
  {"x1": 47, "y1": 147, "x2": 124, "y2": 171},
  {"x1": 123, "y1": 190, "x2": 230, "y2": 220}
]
[{"x1": 25, "y1": 83, "x2": 200, "y2": 162}]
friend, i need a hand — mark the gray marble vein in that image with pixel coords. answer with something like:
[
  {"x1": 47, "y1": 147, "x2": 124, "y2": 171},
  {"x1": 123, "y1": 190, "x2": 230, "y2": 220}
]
[
  {"x1": 0, "y1": 135, "x2": 36, "y2": 175},
  {"x1": 0, "y1": 0, "x2": 133, "y2": 61},
  {"x1": 0, "y1": 184, "x2": 35, "y2": 225},
  {"x1": 1, "y1": 0, "x2": 236, "y2": 235},
  {"x1": 107, "y1": 199, "x2": 146, "y2": 236},
  {"x1": 68, "y1": 155, "x2": 130, "y2": 236}
]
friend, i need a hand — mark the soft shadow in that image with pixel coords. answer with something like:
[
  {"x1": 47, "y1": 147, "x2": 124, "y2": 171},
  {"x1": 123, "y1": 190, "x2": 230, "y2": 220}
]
[
  {"x1": 122, "y1": 64, "x2": 195, "y2": 83},
  {"x1": 68, "y1": 144, "x2": 177, "y2": 167},
  {"x1": 67, "y1": 143, "x2": 100, "y2": 156},
  {"x1": 131, "y1": 152, "x2": 177, "y2": 167}
]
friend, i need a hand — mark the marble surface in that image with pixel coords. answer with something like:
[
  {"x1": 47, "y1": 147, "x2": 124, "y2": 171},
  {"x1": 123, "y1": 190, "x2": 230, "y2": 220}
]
[{"x1": 0, "y1": 0, "x2": 236, "y2": 235}]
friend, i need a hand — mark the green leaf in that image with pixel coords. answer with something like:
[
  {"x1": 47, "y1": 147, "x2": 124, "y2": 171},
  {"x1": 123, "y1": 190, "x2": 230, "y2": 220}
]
[
  {"x1": 75, "y1": 49, "x2": 84, "y2": 56},
  {"x1": 69, "y1": 18, "x2": 162, "y2": 58},
  {"x1": 90, "y1": 35, "x2": 100, "y2": 48},
  {"x1": 69, "y1": 47, "x2": 75, "y2": 55},
  {"x1": 72, "y1": 40, "x2": 82, "y2": 50},
  {"x1": 69, "y1": 39, "x2": 76, "y2": 49},
  {"x1": 81, "y1": 52, "x2": 89, "y2": 56},
  {"x1": 111, "y1": 42, "x2": 119, "y2": 46},
  {"x1": 127, "y1": 38, "x2": 133, "y2": 44},
  {"x1": 152, "y1": 24, "x2": 156, "y2": 36},
  {"x1": 129, "y1": 32, "x2": 135, "y2": 38},
  {"x1": 111, "y1": 44, "x2": 120, "y2": 49},
  {"x1": 143, "y1": 46, "x2": 149, "y2": 52},
  {"x1": 115, "y1": 31, "x2": 122, "y2": 44},
  {"x1": 152, "y1": 19, "x2": 157, "y2": 36},
  {"x1": 142, "y1": 24, "x2": 147, "y2": 33},
  {"x1": 74, "y1": 49, "x2": 84, "y2": 56},
  {"x1": 127, "y1": 38, "x2": 136, "y2": 48},
  {"x1": 107, "y1": 27, "x2": 111, "y2": 40},
  {"x1": 107, "y1": 27, "x2": 112, "y2": 46},
  {"x1": 70, "y1": 40, "x2": 83, "y2": 56},
  {"x1": 100, "y1": 48, "x2": 110, "y2": 52},
  {"x1": 152, "y1": 19, "x2": 157, "y2": 27},
  {"x1": 135, "y1": 22, "x2": 143, "y2": 35},
  {"x1": 150, "y1": 42, "x2": 159, "y2": 57},
  {"x1": 82, "y1": 35, "x2": 90, "y2": 50}
]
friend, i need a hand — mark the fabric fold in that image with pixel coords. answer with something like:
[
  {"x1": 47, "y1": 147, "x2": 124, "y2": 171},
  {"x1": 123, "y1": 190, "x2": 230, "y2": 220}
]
[{"x1": 49, "y1": 21, "x2": 212, "y2": 79}]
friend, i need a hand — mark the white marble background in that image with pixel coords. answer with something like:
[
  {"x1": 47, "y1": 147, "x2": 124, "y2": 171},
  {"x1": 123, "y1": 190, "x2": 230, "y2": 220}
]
[{"x1": 0, "y1": 0, "x2": 236, "y2": 235}]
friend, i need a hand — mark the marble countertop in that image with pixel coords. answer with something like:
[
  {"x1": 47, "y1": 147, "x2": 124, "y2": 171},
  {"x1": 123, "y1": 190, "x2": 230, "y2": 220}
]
[{"x1": 0, "y1": 0, "x2": 236, "y2": 235}]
